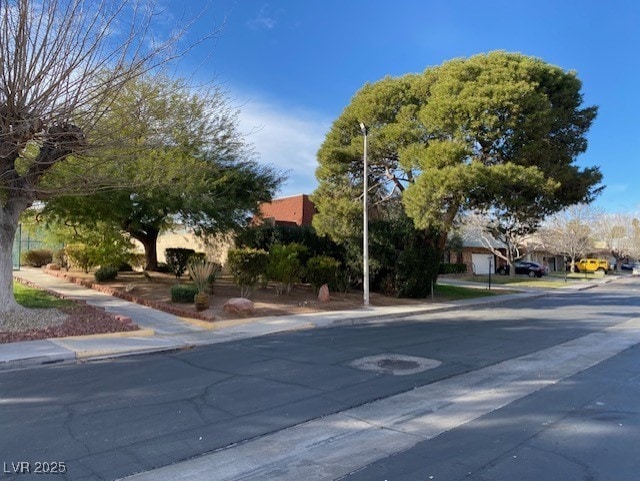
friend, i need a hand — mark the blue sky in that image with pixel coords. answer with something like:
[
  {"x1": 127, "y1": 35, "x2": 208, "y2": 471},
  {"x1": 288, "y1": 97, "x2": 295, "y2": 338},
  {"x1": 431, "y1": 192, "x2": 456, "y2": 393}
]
[{"x1": 170, "y1": 0, "x2": 639, "y2": 213}]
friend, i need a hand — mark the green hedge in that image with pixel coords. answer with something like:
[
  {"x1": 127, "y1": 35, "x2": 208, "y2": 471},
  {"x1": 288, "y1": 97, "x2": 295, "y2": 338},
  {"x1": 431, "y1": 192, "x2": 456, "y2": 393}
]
[
  {"x1": 439, "y1": 263, "x2": 468, "y2": 274},
  {"x1": 94, "y1": 265, "x2": 118, "y2": 282},
  {"x1": 21, "y1": 249, "x2": 53, "y2": 267},
  {"x1": 306, "y1": 255, "x2": 341, "y2": 293},
  {"x1": 227, "y1": 248, "x2": 269, "y2": 298},
  {"x1": 267, "y1": 243, "x2": 308, "y2": 295},
  {"x1": 64, "y1": 243, "x2": 96, "y2": 273},
  {"x1": 165, "y1": 248, "x2": 196, "y2": 278},
  {"x1": 171, "y1": 284, "x2": 199, "y2": 303}
]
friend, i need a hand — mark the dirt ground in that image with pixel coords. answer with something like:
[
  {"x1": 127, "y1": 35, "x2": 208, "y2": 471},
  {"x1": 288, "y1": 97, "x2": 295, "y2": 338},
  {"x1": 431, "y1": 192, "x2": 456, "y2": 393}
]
[{"x1": 56, "y1": 269, "x2": 430, "y2": 321}]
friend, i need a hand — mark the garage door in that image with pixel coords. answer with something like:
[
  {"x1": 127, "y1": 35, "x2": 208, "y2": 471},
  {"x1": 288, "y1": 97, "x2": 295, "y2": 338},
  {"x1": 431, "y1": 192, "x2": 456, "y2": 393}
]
[{"x1": 471, "y1": 253, "x2": 493, "y2": 275}]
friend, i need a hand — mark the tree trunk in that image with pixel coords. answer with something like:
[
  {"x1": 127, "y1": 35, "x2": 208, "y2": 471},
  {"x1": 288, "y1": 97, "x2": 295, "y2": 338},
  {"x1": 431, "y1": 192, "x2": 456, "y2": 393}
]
[
  {"x1": 0, "y1": 200, "x2": 29, "y2": 316},
  {"x1": 570, "y1": 257, "x2": 577, "y2": 273},
  {"x1": 129, "y1": 228, "x2": 160, "y2": 271},
  {"x1": 430, "y1": 230, "x2": 448, "y2": 285}
]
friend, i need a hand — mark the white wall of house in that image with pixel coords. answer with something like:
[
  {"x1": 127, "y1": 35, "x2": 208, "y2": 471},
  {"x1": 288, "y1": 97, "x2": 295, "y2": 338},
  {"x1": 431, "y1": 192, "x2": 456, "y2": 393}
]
[{"x1": 132, "y1": 229, "x2": 234, "y2": 267}]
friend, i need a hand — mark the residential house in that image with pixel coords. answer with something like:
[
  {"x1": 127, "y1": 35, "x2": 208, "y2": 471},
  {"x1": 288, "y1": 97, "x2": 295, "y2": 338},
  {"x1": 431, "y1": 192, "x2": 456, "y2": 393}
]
[
  {"x1": 254, "y1": 194, "x2": 316, "y2": 227},
  {"x1": 140, "y1": 194, "x2": 317, "y2": 268}
]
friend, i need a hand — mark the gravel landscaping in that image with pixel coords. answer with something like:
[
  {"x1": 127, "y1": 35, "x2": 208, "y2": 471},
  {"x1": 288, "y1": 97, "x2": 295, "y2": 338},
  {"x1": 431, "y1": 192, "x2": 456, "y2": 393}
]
[
  {"x1": 1, "y1": 307, "x2": 69, "y2": 333},
  {"x1": 0, "y1": 304, "x2": 139, "y2": 344}
]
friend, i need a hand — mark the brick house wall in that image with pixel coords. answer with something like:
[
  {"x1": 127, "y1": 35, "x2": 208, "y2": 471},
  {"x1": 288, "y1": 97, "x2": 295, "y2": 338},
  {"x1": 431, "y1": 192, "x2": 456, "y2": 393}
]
[{"x1": 255, "y1": 194, "x2": 316, "y2": 227}]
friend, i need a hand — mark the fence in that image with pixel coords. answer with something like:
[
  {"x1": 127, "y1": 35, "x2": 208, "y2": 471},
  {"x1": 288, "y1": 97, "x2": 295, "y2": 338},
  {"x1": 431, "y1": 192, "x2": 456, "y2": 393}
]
[{"x1": 12, "y1": 224, "x2": 64, "y2": 270}]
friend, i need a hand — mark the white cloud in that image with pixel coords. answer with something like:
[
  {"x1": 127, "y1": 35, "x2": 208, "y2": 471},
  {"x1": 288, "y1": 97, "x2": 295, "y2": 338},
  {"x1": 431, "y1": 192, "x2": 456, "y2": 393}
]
[
  {"x1": 235, "y1": 96, "x2": 331, "y2": 197},
  {"x1": 247, "y1": 5, "x2": 277, "y2": 30}
]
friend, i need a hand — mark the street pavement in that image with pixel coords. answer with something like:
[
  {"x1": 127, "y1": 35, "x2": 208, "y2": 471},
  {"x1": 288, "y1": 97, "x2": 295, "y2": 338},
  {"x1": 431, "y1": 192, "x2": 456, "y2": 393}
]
[
  {"x1": 1, "y1": 270, "x2": 638, "y2": 481},
  {"x1": 3, "y1": 268, "x2": 559, "y2": 370}
]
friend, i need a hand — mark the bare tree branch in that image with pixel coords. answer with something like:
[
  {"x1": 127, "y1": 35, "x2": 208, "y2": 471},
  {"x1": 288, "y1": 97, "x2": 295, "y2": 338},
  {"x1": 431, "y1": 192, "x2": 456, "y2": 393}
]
[
  {"x1": 0, "y1": 0, "x2": 219, "y2": 314},
  {"x1": 1, "y1": 0, "x2": 220, "y2": 201}
]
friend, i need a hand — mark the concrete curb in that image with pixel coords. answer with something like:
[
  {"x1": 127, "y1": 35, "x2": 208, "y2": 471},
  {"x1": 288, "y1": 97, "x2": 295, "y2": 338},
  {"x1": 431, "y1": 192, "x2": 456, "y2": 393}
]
[
  {"x1": 58, "y1": 328, "x2": 156, "y2": 341},
  {"x1": 51, "y1": 337, "x2": 189, "y2": 361},
  {"x1": 1, "y1": 274, "x2": 618, "y2": 370},
  {"x1": 0, "y1": 340, "x2": 76, "y2": 371},
  {"x1": 326, "y1": 292, "x2": 548, "y2": 327}
]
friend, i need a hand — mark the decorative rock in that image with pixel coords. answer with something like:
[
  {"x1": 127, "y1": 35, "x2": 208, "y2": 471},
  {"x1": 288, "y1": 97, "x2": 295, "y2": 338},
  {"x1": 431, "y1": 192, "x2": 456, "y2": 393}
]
[
  {"x1": 115, "y1": 315, "x2": 133, "y2": 324},
  {"x1": 46, "y1": 263, "x2": 61, "y2": 271},
  {"x1": 223, "y1": 297, "x2": 255, "y2": 315},
  {"x1": 318, "y1": 283, "x2": 330, "y2": 302}
]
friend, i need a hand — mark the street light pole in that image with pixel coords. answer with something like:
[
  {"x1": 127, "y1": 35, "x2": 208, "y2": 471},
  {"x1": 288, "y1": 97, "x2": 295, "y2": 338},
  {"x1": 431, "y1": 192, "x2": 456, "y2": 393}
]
[{"x1": 359, "y1": 122, "x2": 370, "y2": 307}]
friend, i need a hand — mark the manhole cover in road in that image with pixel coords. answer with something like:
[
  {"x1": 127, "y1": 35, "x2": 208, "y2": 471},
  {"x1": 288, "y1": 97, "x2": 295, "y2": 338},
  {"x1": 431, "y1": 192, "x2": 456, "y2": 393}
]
[
  {"x1": 349, "y1": 354, "x2": 441, "y2": 376},
  {"x1": 377, "y1": 359, "x2": 420, "y2": 370}
]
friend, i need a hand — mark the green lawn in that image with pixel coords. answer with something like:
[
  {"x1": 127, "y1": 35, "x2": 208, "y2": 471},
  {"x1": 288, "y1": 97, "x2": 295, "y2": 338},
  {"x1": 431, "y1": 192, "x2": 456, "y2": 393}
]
[
  {"x1": 434, "y1": 284, "x2": 499, "y2": 300},
  {"x1": 13, "y1": 283, "x2": 75, "y2": 309},
  {"x1": 547, "y1": 271, "x2": 606, "y2": 280},
  {"x1": 469, "y1": 275, "x2": 527, "y2": 285},
  {"x1": 449, "y1": 271, "x2": 610, "y2": 290}
]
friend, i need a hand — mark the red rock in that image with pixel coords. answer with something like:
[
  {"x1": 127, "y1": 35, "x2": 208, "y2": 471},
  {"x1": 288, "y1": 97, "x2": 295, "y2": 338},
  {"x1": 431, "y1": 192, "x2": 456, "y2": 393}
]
[
  {"x1": 318, "y1": 284, "x2": 330, "y2": 302},
  {"x1": 223, "y1": 298, "x2": 255, "y2": 315}
]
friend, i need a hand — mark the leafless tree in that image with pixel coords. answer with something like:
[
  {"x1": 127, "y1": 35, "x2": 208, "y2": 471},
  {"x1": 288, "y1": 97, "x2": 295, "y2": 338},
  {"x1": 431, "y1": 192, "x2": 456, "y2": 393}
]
[
  {"x1": 0, "y1": 0, "x2": 215, "y2": 315},
  {"x1": 538, "y1": 204, "x2": 599, "y2": 272},
  {"x1": 461, "y1": 211, "x2": 536, "y2": 278},
  {"x1": 592, "y1": 212, "x2": 638, "y2": 268}
]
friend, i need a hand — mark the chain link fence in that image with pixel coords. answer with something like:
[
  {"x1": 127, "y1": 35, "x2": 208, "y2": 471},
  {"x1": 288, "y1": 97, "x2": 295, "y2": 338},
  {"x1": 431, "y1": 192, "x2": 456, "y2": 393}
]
[{"x1": 13, "y1": 224, "x2": 64, "y2": 270}]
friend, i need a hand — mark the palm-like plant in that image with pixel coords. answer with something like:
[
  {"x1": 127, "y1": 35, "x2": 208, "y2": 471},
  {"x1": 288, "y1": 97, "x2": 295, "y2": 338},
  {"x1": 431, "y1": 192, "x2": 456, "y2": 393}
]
[{"x1": 188, "y1": 259, "x2": 217, "y2": 294}]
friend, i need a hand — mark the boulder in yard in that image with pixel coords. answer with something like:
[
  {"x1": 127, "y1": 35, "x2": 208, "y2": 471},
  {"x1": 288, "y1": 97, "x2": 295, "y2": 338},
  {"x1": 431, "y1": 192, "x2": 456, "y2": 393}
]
[
  {"x1": 223, "y1": 297, "x2": 255, "y2": 315},
  {"x1": 318, "y1": 284, "x2": 330, "y2": 302}
]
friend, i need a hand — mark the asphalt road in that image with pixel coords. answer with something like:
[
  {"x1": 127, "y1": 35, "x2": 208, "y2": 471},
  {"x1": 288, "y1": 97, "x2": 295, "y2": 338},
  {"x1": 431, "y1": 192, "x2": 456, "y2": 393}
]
[{"x1": 2, "y1": 277, "x2": 640, "y2": 481}]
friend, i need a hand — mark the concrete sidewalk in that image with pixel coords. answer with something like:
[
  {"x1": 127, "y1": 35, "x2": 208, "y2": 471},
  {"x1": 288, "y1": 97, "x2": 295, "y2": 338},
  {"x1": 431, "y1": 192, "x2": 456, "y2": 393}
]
[{"x1": 1, "y1": 268, "x2": 611, "y2": 371}]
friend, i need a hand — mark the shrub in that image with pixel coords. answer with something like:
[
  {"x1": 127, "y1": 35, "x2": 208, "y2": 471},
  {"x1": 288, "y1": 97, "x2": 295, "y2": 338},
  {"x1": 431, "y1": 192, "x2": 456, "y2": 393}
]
[
  {"x1": 395, "y1": 244, "x2": 440, "y2": 298},
  {"x1": 62, "y1": 231, "x2": 133, "y2": 273},
  {"x1": 306, "y1": 255, "x2": 341, "y2": 293},
  {"x1": 171, "y1": 284, "x2": 199, "y2": 303},
  {"x1": 91, "y1": 238, "x2": 132, "y2": 268},
  {"x1": 191, "y1": 252, "x2": 206, "y2": 263},
  {"x1": 267, "y1": 243, "x2": 308, "y2": 295},
  {"x1": 341, "y1": 217, "x2": 442, "y2": 298},
  {"x1": 227, "y1": 248, "x2": 269, "y2": 298},
  {"x1": 21, "y1": 249, "x2": 53, "y2": 267},
  {"x1": 118, "y1": 262, "x2": 134, "y2": 272},
  {"x1": 206, "y1": 267, "x2": 221, "y2": 294},
  {"x1": 53, "y1": 248, "x2": 69, "y2": 271},
  {"x1": 165, "y1": 248, "x2": 196, "y2": 278},
  {"x1": 334, "y1": 270, "x2": 352, "y2": 294},
  {"x1": 236, "y1": 225, "x2": 343, "y2": 261},
  {"x1": 128, "y1": 253, "x2": 146, "y2": 270},
  {"x1": 439, "y1": 263, "x2": 468, "y2": 274},
  {"x1": 65, "y1": 243, "x2": 96, "y2": 273},
  {"x1": 94, "y1": 265, "x2": 118, "y2": 282},
  {"x1": 156, "y1": 262, "x2": 172, "y2": 274}
]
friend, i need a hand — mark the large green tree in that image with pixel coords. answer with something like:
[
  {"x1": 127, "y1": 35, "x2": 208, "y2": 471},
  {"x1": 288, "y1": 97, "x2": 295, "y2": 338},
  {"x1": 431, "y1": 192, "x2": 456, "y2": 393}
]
[
  {"x1": 314, "y1": 51, "x2": 602, "y2": 288},
  {"x1": 42, "y1": 76, "x2": 281, "y2": 270},
  {"x1": 0, "y1": 0, "x2": 207, "y2": 316}
]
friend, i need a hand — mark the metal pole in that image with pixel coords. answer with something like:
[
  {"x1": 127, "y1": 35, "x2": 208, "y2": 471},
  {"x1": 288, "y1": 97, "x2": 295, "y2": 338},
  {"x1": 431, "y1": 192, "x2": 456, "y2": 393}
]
[{"x1": 359, "y1": 122, "x2": 370, "y2": 307}]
